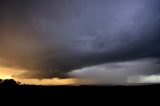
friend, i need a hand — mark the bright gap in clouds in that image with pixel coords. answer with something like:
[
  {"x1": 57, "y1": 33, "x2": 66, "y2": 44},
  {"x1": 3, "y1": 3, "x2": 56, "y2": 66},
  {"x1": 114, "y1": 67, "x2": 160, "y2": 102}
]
[
  {"x1": 0, "y1": 74, "x2": 12, "y2": 80},
  {"x1": 14, "y1": 78, "x2": 78, "y2": 85},
  {"x1": 0, "y1": 66, "x2": 23, "y2": 80},
  {"x1": 128, "y1": 75, "x2": 160, "y2": 83}
]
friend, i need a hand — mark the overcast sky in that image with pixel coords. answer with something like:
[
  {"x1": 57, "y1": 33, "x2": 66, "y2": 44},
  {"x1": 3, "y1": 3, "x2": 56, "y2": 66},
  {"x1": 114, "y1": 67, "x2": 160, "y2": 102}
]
[{"x1": 0, "y1": 0, "x2": 160, "y2": 85}]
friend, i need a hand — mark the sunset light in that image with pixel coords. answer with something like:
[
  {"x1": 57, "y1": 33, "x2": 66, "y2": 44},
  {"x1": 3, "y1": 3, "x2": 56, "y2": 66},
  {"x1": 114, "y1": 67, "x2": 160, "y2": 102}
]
[{"x1": 0, "y1": 74, "x2": 12, "y2": 80}]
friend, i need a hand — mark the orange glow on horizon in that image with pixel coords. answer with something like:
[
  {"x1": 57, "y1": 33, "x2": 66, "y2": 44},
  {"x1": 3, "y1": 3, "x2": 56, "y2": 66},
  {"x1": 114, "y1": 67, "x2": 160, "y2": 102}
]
[
  {"x1": 0, "y1": 66, "x2": 23, "y2": 80},
  {"x1": 0, "y1": 66, "x2": 80, "y2": 85},
  {"x1": 0, "y1": 66, "x2": 95, "y2": 85},
  {"x1": 14, "y1": 78, "x2": 79, "y2": 85}
]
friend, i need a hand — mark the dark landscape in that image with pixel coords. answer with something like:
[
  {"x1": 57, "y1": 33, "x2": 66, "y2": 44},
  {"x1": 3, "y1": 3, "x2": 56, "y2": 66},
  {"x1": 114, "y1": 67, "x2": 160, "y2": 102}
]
[{"x1": 0, "y1": 79, "x2": 160, "y2": 98}]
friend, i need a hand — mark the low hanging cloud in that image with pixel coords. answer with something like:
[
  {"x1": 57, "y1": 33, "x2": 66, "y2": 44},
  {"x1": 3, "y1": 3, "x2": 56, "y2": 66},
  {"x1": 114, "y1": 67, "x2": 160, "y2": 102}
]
[
  {"x1": 70, "y1": 58, "x2": 160, "y2": 84},
  {"x1": 0, "y1": 0, "x2": 160, "y2": 82}
]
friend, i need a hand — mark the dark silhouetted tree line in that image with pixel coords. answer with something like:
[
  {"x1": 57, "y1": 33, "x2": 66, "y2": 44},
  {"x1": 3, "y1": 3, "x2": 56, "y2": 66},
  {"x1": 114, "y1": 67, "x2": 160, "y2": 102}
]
[{"x1": 0, "y1": 79, "x2": 21, "y2": 86}]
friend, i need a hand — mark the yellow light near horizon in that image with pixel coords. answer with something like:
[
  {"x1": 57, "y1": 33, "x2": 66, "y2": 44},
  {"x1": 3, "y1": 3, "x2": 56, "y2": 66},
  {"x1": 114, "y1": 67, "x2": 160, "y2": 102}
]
[
  {"x1": 0, "y1": 66, "x2": 25, "y2": 81},
  {"x1": 0, "y1": 74, "x2": 12, "y2": 80},
  {"x1": 0, "y1": 66, "x2": 79, "y2": 85},
  {"x1": 0, "y1": 66, "x2": 93, "y2": 85},
  {"x1": 15, "y1": 78, "x2": 78, "y2": 85},
  {"x1": 5, "y1": 75, "x2": 12, "y2": 79}
]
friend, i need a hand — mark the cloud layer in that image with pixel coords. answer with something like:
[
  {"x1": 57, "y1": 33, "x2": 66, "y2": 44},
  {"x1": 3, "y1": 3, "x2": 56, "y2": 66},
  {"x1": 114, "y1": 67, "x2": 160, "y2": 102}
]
[
  {"x1": 0, "y1": 0, "x2": 160, "y2": 82},
  {"x1": 70, "y1": 58, "x2": 160, "y2": 84}
]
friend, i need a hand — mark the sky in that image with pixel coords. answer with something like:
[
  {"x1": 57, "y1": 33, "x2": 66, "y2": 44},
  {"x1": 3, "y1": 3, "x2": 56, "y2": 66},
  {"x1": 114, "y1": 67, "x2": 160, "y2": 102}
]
[{"x1": 0, "y1": 0, "x2": 160, "y2": 85}]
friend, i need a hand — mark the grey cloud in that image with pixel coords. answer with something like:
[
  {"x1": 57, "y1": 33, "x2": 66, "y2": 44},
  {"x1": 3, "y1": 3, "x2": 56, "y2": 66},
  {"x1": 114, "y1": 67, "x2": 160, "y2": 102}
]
[
  {"x1": 70, "y1": 58, "x2": 160, "y2": 84},
  {"x1": 0, "y1": 0, "x2": 160, "y2": 79}
]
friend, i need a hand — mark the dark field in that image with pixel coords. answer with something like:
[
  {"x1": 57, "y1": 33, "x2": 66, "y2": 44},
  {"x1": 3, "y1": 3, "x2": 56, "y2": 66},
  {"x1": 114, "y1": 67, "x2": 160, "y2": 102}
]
[{"x1": 0, "y1": 83, "x2": 160, "y2": 98}]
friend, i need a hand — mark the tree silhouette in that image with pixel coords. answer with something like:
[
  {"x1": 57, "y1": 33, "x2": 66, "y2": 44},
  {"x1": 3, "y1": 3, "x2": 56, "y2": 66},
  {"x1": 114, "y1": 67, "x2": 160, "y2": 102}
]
[
  {"x1": 0, "y1": 79, "x2": 19, "y2": 86},
  {"x1": 0, "y1": 79, "x2": 2, "y2": 83}
]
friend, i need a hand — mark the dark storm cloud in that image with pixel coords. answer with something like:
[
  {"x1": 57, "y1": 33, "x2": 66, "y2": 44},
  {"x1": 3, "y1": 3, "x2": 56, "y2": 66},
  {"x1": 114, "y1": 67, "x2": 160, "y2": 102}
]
[{"x1": 0, "y1": 0, "x2": 160, "y2": 79}]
